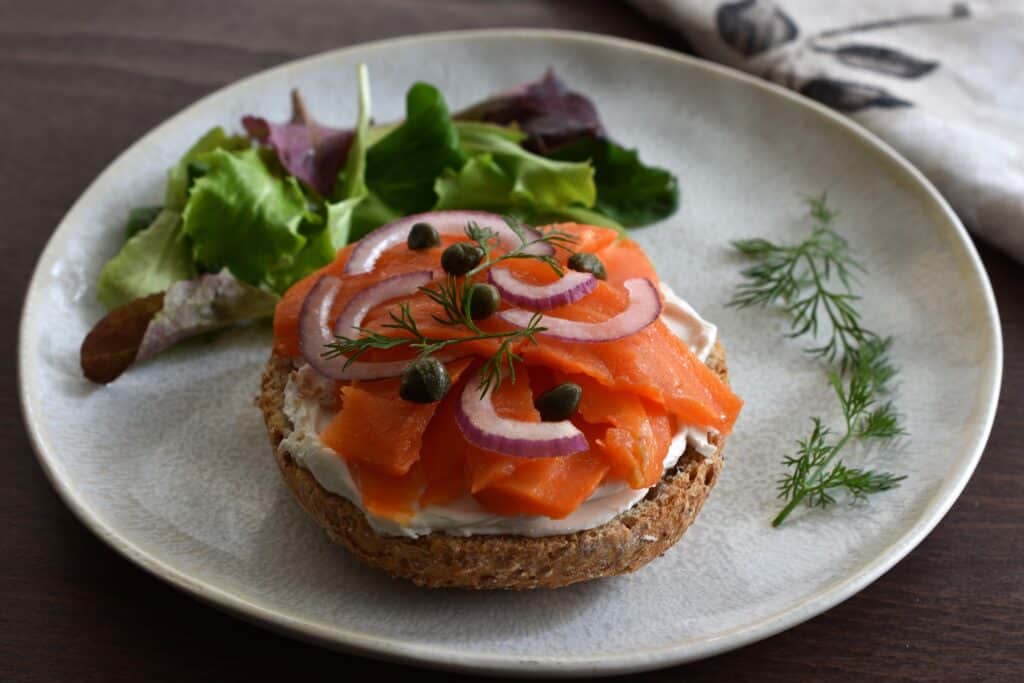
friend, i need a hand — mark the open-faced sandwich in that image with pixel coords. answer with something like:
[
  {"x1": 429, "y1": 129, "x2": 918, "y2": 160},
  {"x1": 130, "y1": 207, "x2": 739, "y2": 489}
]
[{"x1": 260, "y1": 210, "x2": 742, "y2": 589}]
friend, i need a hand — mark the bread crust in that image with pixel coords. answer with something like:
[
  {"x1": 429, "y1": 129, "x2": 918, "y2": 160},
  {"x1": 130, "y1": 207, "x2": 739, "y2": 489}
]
[{"x1": 260, "y1": 343, "x2": 729, "y2": 590}]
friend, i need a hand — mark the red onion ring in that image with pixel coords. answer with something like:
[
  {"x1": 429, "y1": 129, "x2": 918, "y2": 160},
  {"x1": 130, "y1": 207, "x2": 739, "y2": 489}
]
[
  {"x1": 333, "y1": 270, "x2": 434, "y2": 336},
  {"x1": 299, "y1": 271, "x2": 441, "y2": 380},
  {"x1": 498, "y1": 278, "x2": 662, "y2": 342},
  {"x1": 488, "y1": 267, "x2": 597, "y2": 310},
  {"x1": 455, "y1": 368, "x2": 588, "y2": 458},
  {"x1": 344, "y1": 210, "x2": 552, "y2": 275}
]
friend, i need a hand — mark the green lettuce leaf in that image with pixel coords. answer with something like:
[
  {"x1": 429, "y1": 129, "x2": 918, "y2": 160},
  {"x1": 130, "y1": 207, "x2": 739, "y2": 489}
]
[
  {"x1": 453, "y1": 120, "x2": 527, "y2": 144},
  {"x1": 165, "y1": 127, "x2": 249, "y2": 210},
  {"x1": 266, "y1": 64, "x2": 373, "y2": 289},
  {"x1": 97, "y1": 209, "x2": 196, "y2": 309},
  {"x1": 182, "y1": 148, "x2": 307, "y2": 290},
  {"x1": 338, "y1": 63, "x2": 371, "y2": 200},
  {"x1": 265, "y1": 196, "x2": 363, "y2": 291},
  {"x1": 434, "y1": 153, "x2": 516, "y2": 212},
  {"x1": 546, "y1": 137, "x2": 678, "y2": 227},
  {"x1": 365, "y1": 82, "x2": 463, "y2": 213},
  {"x1": 530, "y1": 205, "x2": 624, "y2": 231},
  {"x1": 348, "y1": 192, "x2": 401, "y2": 243},
  {"x1": 455, "y1": 121, "x2": 595, "y2": 210},
  {"x1": 123, "y1": 205, "x2": 164, "y2": 240},
  {"x1": 434, "y1": 152, "x2": 622, "y2": 230}
]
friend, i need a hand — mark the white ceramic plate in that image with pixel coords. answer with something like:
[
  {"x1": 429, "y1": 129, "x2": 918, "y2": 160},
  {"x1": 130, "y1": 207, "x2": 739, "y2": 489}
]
[{"x1": 19, "y1": 30, "x2": 1001, "y2": 676}]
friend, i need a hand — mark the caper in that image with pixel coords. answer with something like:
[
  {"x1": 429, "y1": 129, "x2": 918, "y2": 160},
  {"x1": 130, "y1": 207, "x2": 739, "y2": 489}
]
[
  {"x1": 567, "y1": 252, "x2": 607, "y2": 280},
  {"x1": 399, "y1": 357, "x2": 451, "y2": 403},
  {"x1": 407, "y1": 222, "x2": 440, "y2": 250},
  {"x1": 441, "y1": 242, "x2": 484, "y2": 276},
  {"x1": 534, "y1": 382, "x2": 583, "y2": 422},
  {"x1": 468, "y1": 283, "x2": 501, "y2": 320}
]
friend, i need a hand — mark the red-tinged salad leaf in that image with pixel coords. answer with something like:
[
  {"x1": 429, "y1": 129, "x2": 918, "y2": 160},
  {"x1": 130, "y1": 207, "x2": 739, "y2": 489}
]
[
  {"x1": 455, "y1": 69, "x2": 678, "y2": 226},
  {"x1": 243, "y1": 90, "x2": 353, "y2": 197},
  {"x1": 81, "y1": 271, "x2": 279, "y2": 384},
  {"x1": 81, "y1": 292, "x2": 166, "y2": 384},
  {"x1": 135, "y1": 270, "x2": 279, "y2": 360},
  {"x1": 455, "y1": 68, "x2": 604, "y2": 154}
]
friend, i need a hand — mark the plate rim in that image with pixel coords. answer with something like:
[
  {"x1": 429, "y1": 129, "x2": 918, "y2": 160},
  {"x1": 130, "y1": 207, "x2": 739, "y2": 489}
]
[{"x1": 17, "y1": 28, "x2": 1003, "y2": 677}]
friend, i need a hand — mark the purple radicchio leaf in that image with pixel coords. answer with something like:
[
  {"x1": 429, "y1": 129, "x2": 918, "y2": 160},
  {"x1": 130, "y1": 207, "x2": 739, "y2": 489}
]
[
  {"x1": 242, "y1": 90, "x2": 353, "y2": 196},
  {"x1": 454, "y1": 68, "x2": 605, "y2": 154}
]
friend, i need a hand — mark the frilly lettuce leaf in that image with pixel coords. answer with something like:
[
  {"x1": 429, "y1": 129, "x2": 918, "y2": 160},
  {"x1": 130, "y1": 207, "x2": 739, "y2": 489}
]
[
  {"x1": 434, "y1": 152, "x2": 621, "y2": 230},
  {"x1": 123, "y1": 205, "x2": 163, "y2": 240},
  {"x1": 454, "y1": 121, "x2": 595, "y2": 210},
  {"x1": 182, "y1": 148, "x2": 307, "y2": 290},
  {"x1": 97, "y1": 209, "x2": 196, "y2": 309},
  {"x1": 434, "y1": 153, "x2": 516, "y2": 212},
  {"x1": 265, "y1": 196, "x2": 363, "y2": 292},
  {"x1": 242, "y1": 92, "x2": 353, "y2": 197},
  {"x1": 165, "y1": 127, "x2": 249, "y2": 210}
]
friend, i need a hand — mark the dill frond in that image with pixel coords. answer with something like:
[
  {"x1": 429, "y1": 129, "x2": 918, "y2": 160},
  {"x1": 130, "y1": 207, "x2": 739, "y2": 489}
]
[{"x1": 732, "y1": 195, "x2": 908, "y2": 526}]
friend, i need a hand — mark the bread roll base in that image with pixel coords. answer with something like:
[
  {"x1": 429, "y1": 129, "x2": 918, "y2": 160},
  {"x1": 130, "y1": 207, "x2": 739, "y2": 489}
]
[{"x1": 259, "y1": 342, "x2": 729, "y2": 590}]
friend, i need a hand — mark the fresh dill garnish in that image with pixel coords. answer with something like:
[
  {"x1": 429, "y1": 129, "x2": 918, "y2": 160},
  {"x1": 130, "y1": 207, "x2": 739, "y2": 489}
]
[
  {"x1": 421, "y1": 275, "x2": 480, "y2": 329},
  {"x1": 772, "y1": 337, "x2": 906, "y2": 526},
  {"x1": 462, "y1": 217, "x2": 577, "y2": 279},
  {"x1": 731, "y1": 195, "x2": 907, "y2": 526},
  {"x1": 325, "y1": 216, "x2": 573, "y2": 396},
  {"x1": 323, "y1": 301, "x2": 545, "y2": 397},
  {"x1": 729, "y1": 195, "x2": 869, "y2": 371}
]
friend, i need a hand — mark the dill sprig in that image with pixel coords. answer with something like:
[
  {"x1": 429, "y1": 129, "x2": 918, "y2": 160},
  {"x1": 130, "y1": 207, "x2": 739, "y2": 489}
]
[
  {"x1": 323, "y1": 301, "x2": 545, "y2": 397},
  {"x1": 463, "y1": 217, "x2": 577, "y2": 278},
  {"x1": 772, "y1": 337, "x2": 906, "y2": 526},
  {"x1": 324, "y1": 216, "x2": 573, "y2": 396},
  {"x1": 730, "y1": 195, "x2": 870, "y2": 371},
  {"x1": 731, "y1": 195, "x2": 907, "y2": 526}
]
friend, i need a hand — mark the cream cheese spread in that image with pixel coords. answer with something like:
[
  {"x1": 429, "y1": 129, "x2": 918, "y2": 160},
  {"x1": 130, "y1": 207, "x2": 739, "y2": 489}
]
[{"x1": 279, "y1": 282, "x2": 718, "y2": 538}]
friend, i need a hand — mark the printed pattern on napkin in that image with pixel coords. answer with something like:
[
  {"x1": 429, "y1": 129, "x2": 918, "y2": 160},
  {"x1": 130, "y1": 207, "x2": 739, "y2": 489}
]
[{"x1": 632, "y1": 0, "x2": 1024, "y2": 260}]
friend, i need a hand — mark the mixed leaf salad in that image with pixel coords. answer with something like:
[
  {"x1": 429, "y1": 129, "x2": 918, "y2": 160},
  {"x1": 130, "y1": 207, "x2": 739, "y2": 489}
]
[{"x1": 81, "y1": 66, "x2": 679, "y2": 383}]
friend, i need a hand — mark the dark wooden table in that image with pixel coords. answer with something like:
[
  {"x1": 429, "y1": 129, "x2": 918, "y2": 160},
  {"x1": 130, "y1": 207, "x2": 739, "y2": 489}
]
[{"x1": 3, "y1": 2, "x2": 1021, "y2": 680}]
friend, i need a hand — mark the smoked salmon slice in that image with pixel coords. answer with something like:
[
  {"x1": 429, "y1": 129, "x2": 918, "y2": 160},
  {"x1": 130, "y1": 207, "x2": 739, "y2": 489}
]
[
  {"x1": 275, "y1": 221, "x2": 742, "y2": 523},
  {"x1": 518, "y1": 281, "x2": 740, "y2": 434},
  {"x1": 320, "y1": 360, "x2": 471, "y2": 476},
  {"x1": 472, "y1": 450, "x2": 610, "y2": 520},
  {"x1": 349, "y1": 461, "x2": 423, "y2": 522}
]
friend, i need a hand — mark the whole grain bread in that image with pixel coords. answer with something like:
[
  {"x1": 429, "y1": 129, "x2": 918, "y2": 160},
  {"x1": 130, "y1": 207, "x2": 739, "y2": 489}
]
[{"x1": 259, "y1": 342, "x2": 729, "y2": 590}]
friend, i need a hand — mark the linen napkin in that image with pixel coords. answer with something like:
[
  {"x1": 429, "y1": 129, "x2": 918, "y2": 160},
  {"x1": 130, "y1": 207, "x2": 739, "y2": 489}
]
[{"x1": 630, "y1": 0, "x2": 1024, "y2": 260}]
